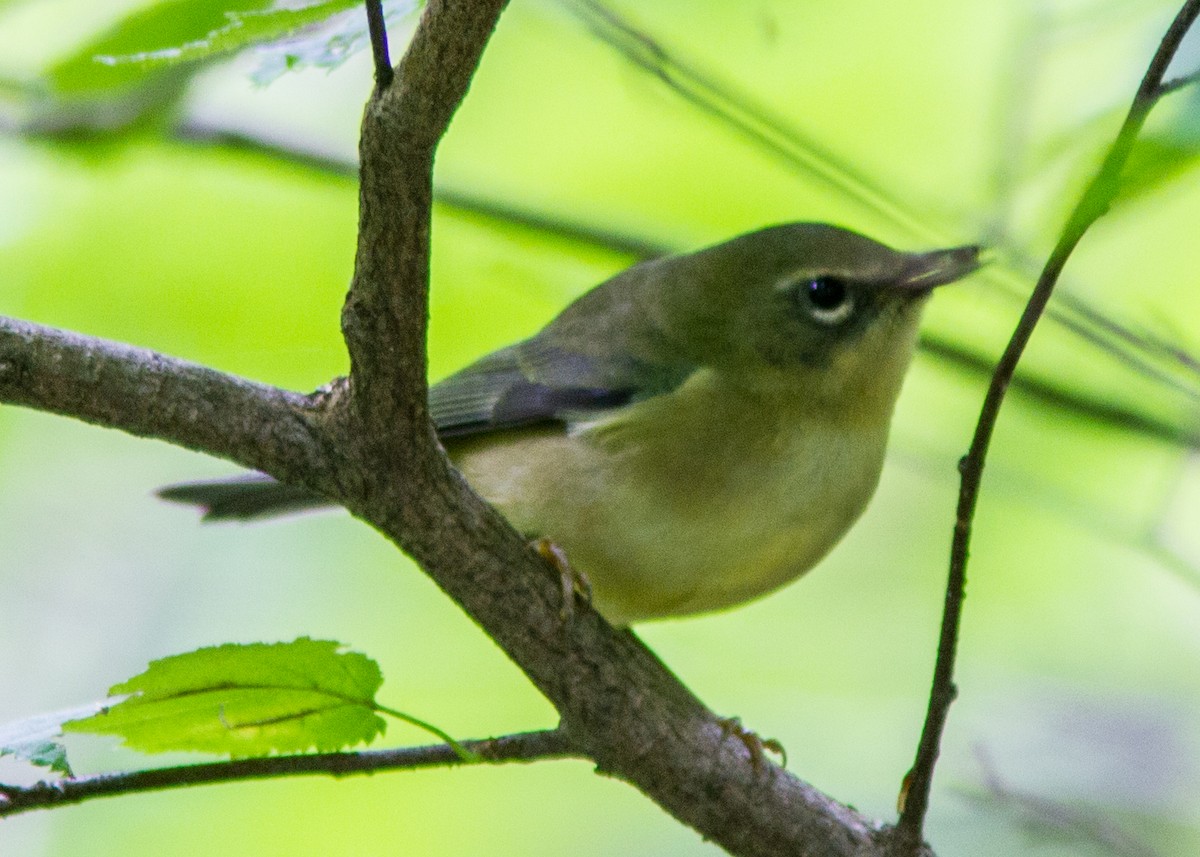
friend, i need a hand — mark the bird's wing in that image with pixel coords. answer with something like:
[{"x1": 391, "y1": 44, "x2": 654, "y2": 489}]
[{"x1": 430, "y1": 337, "x2": 696, "y2": 439}]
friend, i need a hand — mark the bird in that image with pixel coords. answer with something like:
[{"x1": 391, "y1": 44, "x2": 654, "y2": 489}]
[{"x1": 160, "y1": 222, "x2": 980, "y2": 626}]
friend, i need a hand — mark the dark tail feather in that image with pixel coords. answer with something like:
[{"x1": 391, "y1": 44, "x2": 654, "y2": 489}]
[{"x1": 157, "y1": 475, "x2": 332, "y2": 522}]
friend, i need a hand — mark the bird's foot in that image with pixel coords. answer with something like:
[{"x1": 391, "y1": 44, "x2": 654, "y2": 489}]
[
  {"x1": 717, "y1": 717, "x2": 787, "y2": 771},
  {"x1": 532, "y1": 537, "x2": 593, "y2": 622}
]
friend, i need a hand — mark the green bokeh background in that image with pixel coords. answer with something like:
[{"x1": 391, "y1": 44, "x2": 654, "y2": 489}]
[{"x1": 3, "y1": 0, "x2": 1200, "y2": 854}]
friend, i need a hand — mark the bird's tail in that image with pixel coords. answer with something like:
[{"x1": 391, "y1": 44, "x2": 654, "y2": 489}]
[{"x1": 157, "y1": 475, "x2": 332, "y2": 522}]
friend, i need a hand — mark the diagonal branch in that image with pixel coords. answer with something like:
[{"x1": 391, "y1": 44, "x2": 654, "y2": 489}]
[
  {"x1": 890, "y1": 1, "x2": 1200, "y2": 851},
  {"x1": 333, "y1": 5, "x2": 899, "y2": 856}
]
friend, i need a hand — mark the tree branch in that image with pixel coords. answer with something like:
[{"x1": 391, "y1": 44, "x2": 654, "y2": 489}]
[
  {"x1": 0, "y1": 729, "x2": 577, "y2": 818},
  {"x1": 890, "y1": 2, "x2": 1200, "y2": 850},
  {"x1": 0, "y1": 316, "x2": 340, "y2": 495},
  {"x1": 336, "y1": 4, "x2": 897, "y2": 853}
]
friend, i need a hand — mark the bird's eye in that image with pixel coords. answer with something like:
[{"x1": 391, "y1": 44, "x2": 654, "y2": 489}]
[{"x1": 801, "y1": 277, "x2": 855, "y2": 325}]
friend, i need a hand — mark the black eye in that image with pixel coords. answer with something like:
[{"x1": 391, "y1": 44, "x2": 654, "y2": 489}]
[{"x1": 801, "y1": 277, "x2": 854, "y2": 324}]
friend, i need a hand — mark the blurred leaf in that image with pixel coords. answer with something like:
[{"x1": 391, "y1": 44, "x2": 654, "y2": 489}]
[
  {"x1": 99, "y1": 0, "x2": 366, "y2": 70},
  {"x1": 46, "y1": 0, "x2": 276, "y2": 96},
  {"x1": 63, "y1": 638, "x2": 387, "y2": 757},
  {"x1": 1032, "y1": 91, "x2": 1200, "y2": 212},
  {"x1": 248, "y1": 0, "x2": 419, "y2": 85},
  {"x1": 1119, "y1": 133, "x2": 1200, "y2": 205},
  {"x1": 0, "y1": 702, "x2": 110, "y2": 777},
  {"x1": 5, "y1": 741, "x2": 72, "y2": 776},
  {"x1": 22, "y1": 0, "x2": 419, "y2": 132}
]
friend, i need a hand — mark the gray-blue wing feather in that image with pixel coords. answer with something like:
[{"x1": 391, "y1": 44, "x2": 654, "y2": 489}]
[
  {"x1": 162, "y1": 257, "x2": 699, "y2": 518},
  {"x1": 430, "y1": 337, "x2": 695, "y2": 438}
]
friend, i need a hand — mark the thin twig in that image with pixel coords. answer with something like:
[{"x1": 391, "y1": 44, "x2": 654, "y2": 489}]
[
  {"x1": 365, "y1": 0, "x2": 393, "y2": 89},
  {"x1": 0, "y1": 729, "x2": 578, "y2": 819},
  {"x1": 1159, "y1": 67, "x2": 1200, "y2": 96},
  {"x1": 891, "y1": 1, "x2": 1200, "y2": 850}
]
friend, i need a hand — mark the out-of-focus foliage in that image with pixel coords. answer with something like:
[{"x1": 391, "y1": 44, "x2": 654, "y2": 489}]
[
  {"x1": 45, "y1": 0, "x2": 278, "y2": 95},
  {"x1": 0, "y1": 704, "x2": 107, "y2": 776},
  {"x1": 1, "y1": 1, "x2": 1199, "y2": 856}
]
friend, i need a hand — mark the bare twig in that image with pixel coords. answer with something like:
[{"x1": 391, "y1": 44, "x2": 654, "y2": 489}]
[
  {"x1": 919, "y1": 334, "x2": 1200, "y2": 448},
  {"x1": 890, "y1": 2, "x2": 1200, "y2": 851},
  {"x1": 365, "y1": 0, "x2": 393, "y2": 89},
  {"x1": 0, "y1": 730, "x2": 578, "y2": 819},
  {"x1": 1159, "y1": 67, "x2": 1200, "y2": 96}
]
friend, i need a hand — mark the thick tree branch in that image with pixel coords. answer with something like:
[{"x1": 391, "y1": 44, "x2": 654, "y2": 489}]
[
  {"x1": 0, "y1": 730, "x2": 577, "y2": 818},
  {"x1": 331, "y1": 5, "x2": 899, "y2": 855},
  {"x1": 0, "y1": 0, "x2": 913, "y2": 852},
  {"x1": 0, "y1": 316, "x2": 340, "y2": 494},
  {"x1": 891, "y1": 2, "x2": 1200, "y2": 851}
]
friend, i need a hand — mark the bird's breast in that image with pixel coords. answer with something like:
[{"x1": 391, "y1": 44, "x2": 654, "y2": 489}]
[{"x1": 451, "y1": 369, "x2": 892, "y2": 625}]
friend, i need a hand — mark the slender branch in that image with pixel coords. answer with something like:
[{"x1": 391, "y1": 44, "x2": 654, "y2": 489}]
[
  {"x1": 175, "y1": 77, "x2": 1200, "y2": 437},
  {"x1": 342, "y1": 0, "x2": 512, "y2": 459},
  {"x1": 1158, "y1": 66, "x2": 1200, "y2": 96},
  {"x1": 365, "y1": 0, "x2": 393, "y2": 89},
  {"x1": 0, "y1": 730, "x2": 577, "y2": 819},
  {"x1": 187, "y1": 129, "x2": 1200, "y2": 441},
  {"x1": 890, "y1": 2, "x2": 1200, "y2": 850}
]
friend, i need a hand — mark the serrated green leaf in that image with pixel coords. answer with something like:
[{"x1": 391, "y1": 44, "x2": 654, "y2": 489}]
[
  {"x1": 99, "y1": 0, "x2": 364, "y2": 70},
  {"x1": 0, "y1": 702, "x2": 108, "y2": 776},
  {"x1": 63, "y1": 638, "x2": 387, "y2": 757}
]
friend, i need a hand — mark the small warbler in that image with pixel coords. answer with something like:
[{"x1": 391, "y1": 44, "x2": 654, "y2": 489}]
[{"x1": 161, "y1": 223, "x2": 980, "y2": 625}]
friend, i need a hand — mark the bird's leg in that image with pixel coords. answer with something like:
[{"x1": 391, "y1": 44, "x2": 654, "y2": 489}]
[
  {"x1": 717, "y1": 717, "x2": 787, "y2": 771},
  {"x1": 532, "y1": 537, "x2": 593, "y2": 621}
]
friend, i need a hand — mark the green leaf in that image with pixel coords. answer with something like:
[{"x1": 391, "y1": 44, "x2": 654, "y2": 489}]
[
  {"x1": 63, "y1": 638, "x2": 387, "y2": 757},
  {"x1": 47, "y1": 0, "x2": 276, "y2": 95},
  {"x1": 97, "y1": 0, "x2": 366, "y2": 70},
  {"x1": 12, "y1": 741, "x2": 72, "y2": 776},
  {"x1": 0, "y1": 703, "x2": 109, "y2": 776},
  {"x1": 1117, "y1": 133, "x2": 1200, "y2": 205}
]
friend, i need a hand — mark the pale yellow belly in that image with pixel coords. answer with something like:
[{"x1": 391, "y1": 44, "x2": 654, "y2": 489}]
[{"x1": 450, "y1": 373, "x2": 889, "y2": 625}]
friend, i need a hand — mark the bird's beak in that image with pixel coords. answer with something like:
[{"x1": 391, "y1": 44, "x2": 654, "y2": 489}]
[{"x1": 897, "y1": 244, "x2": 983, "y2": 293}]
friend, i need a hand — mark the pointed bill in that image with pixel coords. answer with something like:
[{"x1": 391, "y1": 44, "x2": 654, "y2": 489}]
[{"x1": 898, "y1": 244, "x2": 983, "y2": 292}]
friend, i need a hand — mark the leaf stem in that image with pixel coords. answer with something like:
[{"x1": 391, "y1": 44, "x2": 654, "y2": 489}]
[{"x1": 373, "y1": 704, "x2": 481, "y2": 762}]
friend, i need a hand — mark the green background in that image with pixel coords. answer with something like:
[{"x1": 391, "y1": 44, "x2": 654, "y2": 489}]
[{"x1": 2, "y1": 0, "x2": 1200, "y2": 854}]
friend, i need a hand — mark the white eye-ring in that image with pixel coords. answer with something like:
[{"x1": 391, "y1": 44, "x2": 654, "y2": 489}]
[{"x1": 800, "y1": 277, "x2": 855, "y2": 325}]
